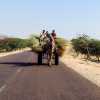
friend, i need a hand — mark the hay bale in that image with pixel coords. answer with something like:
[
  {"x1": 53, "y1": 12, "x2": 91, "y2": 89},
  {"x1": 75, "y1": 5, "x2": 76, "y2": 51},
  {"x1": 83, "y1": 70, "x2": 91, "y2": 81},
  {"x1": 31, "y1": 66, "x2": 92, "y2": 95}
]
[{"x1": 31, "y1": 46, "x2": 43, "y2": 53}]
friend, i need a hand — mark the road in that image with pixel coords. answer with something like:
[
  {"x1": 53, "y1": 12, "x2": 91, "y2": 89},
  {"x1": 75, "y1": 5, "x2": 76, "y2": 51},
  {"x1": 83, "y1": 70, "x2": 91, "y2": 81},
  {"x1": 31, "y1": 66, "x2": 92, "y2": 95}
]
[{"x1": 0, "y1": 51, "x2": 100, "y2": 100}]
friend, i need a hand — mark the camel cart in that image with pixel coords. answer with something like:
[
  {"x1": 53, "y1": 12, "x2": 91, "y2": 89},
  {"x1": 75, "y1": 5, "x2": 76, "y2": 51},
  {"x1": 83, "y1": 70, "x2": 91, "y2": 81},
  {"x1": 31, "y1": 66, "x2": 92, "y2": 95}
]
[{"x1": 32, "y1": 45, "x2": 59, "y2": 66}]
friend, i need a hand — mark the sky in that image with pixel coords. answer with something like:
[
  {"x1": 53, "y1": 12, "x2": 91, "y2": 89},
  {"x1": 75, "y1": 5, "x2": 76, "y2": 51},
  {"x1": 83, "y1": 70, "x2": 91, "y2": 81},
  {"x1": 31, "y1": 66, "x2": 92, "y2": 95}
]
[{"x1": 0, "y1": 0, "x2": 100, "y2": 39}]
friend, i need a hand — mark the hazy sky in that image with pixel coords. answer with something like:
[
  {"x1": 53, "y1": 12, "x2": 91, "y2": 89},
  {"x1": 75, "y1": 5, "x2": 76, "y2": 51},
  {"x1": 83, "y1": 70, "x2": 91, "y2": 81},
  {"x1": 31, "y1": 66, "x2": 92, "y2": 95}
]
[{"x1": 0, "y1": 0, "x2": 100, "y2": 39}]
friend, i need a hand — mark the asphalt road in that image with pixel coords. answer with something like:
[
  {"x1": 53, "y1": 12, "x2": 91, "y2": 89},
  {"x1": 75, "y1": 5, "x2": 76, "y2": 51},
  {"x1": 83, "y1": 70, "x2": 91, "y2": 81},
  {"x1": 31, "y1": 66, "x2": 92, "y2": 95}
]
[{"x1": 0, "y1": 51, "x2": 100, "y2": 100}]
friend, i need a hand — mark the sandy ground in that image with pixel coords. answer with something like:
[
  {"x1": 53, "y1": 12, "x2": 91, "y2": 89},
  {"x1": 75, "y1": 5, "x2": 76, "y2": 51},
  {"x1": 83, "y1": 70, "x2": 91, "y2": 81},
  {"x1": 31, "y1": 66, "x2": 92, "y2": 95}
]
[{"x1": 61, "y1": 45, "x2": 100, "y2": 87}]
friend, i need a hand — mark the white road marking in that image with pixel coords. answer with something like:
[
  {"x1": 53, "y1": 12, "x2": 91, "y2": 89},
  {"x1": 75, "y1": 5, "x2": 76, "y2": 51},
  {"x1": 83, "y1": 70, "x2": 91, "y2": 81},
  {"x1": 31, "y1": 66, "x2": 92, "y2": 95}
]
[
  {"x1": 0, "y1": 84, "x2": 7, "y2": 93},
  {"x1": 0, "y1": 68, "x2": 22, "y2": 94}
]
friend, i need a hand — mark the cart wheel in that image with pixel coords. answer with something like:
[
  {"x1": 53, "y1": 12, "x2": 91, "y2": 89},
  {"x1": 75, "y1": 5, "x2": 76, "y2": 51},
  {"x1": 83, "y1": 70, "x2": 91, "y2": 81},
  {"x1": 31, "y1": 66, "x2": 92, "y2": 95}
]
[
  {"x1": 38, "y1": 52, "x2": 42, "y2": 65},
  {"x1": 55, "y1": 53, "x2": 59, "y2": 65}
]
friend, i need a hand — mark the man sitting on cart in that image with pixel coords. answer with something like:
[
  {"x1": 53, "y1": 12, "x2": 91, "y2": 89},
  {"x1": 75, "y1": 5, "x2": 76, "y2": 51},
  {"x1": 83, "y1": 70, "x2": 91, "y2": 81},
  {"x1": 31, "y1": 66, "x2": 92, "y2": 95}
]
[
  {"x1": 47, "y1": 30, "x2": 57, "y2": 66},
  {"x1": 39, "y1": 30, "x2": 46, "y2": 46}
]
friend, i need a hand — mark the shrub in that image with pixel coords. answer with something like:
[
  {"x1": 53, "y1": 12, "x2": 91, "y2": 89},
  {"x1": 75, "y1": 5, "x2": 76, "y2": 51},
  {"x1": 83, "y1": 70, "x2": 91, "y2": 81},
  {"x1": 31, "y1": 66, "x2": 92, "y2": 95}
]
[
  {"x1": 71, "y1": 34, "x2": 100, "y2": 61},
  {"x1": 0, "y1": 38, "x2": 29, "y2": 52}
]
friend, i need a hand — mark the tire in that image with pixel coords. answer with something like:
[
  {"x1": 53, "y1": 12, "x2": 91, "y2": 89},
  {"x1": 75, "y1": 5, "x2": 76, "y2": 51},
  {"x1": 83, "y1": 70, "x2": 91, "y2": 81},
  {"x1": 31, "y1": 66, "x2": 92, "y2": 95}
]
[
  {"x1": 38, "y1": 52, "x2": 42, "y2": 65},
  {"x1": 55, "y1": 53, "x2": 59, "y2": 65}
]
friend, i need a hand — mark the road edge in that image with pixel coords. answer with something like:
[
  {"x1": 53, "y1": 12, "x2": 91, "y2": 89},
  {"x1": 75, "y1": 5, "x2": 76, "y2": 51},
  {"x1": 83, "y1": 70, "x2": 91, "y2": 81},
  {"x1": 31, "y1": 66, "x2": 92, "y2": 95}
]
[{"x1": 0, "y1": 48, "x2": 31, "y2": 58}]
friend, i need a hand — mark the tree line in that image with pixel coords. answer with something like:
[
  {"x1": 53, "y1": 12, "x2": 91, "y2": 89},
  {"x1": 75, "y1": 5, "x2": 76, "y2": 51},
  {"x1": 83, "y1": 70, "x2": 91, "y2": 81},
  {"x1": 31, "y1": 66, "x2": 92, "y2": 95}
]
[
  {"x1": 0, "y1": 36, "x2": 67, "y2": 57},
  {"x1": 0, "y1": 38, "x2": 30, "y2": 52},
  {"x1": 71, "y1": 34, "x2": 100, "y2": 61}
]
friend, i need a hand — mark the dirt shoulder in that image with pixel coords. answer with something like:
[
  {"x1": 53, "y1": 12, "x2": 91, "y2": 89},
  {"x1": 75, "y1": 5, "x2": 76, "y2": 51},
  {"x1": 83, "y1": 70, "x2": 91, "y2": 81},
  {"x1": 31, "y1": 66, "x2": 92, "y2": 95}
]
[{"x1": 61, "y1": 46, "x2": 100, "y2": 87}]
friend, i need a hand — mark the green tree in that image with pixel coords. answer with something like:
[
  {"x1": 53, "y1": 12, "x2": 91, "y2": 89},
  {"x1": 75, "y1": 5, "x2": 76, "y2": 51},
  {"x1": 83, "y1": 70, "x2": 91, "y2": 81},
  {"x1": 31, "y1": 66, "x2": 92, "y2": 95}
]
[{"x1": 71, "y1": 34, "x2": 100, "y2": 61}]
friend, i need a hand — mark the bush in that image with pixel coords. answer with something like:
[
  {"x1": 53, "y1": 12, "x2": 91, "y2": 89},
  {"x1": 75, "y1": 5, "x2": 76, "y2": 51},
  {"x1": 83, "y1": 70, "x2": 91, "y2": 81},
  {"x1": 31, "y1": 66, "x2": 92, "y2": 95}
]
[
  {"x1": 71, "y1": 34, "x2": 100, "y2": 61},
  {"x1": 0, "y1": 38, "x2": 29, "y2": 52}
]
